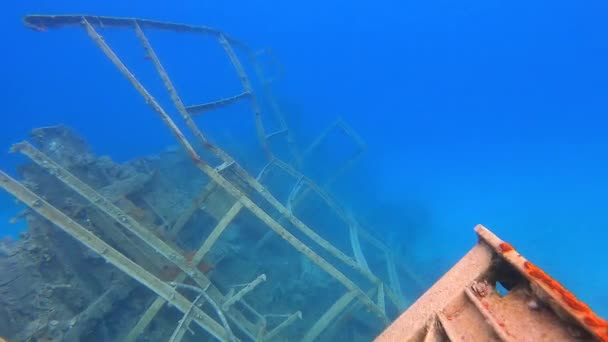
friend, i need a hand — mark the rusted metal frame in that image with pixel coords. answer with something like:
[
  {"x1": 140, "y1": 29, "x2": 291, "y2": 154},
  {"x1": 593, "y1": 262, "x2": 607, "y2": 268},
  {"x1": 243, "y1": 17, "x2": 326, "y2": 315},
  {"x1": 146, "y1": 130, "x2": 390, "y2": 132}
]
[
  {"x1": 0, "y1": 171, "x2": 230, "y2": 341},
  {"x1": 172, "y1": 282, "x2": 238, "y2": 342},
  {"x1": 12, "y1": 141, "x2": 212, "y2": 289},
  {"x1": 125, "y1": 200, "x2": 257, "y2": 342},
  {"x1": 217, "y1": 34, "x2": 272, "y2": 160},
  {"x1": 185, "y1": 91, "x2": 252, "y2": 115},
  {"x1": 302, "y1": 290, "x2": 359, "y2": 342},
  {"x1": 24, "y1": 14, "x2": 248, "y2": 50},
  {"x1": 249, "y1": 52, "x2": 300, "y2": 164},
  {"x1": 131, "y1": 20, "x2": 235, "y2": 166},
  {"x1": 136, "y1": 16, "x2": 379, "y2": 295},
  {"x1": 75, "y1": 20, "x2": 258, "y2": 340},
  {"x1": 83, "y1": 17, "x2": 386, "y2": 321},
  {"x1": 83, "y1": 22, "x2": 260, "y2": 341},
  {"x1": 188, "y1": 142, "x2": 388, "y2": 322}
]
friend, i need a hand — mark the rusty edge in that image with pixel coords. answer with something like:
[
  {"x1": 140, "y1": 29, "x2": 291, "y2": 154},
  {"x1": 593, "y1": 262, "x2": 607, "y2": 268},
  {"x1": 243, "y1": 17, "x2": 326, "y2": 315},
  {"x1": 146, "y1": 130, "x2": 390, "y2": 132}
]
[{"x1": 475, "y1": 224, "x2": 608, "y2": 342}]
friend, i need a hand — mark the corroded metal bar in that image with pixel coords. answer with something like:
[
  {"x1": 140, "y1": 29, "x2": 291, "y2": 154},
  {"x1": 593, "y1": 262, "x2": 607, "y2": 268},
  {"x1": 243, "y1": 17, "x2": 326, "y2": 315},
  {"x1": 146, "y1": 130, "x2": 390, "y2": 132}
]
[
  {"x1": 24, "y1": 14, "x2": 248, "y2": 49},
  {"x1": 142, "y1": 20, "x2": 384, "y2": 297},
  {"x1": 186, "y1": 91, "x2": 251, "y2": 115},
  {"x1": 132, "y1": 20, "x2": 235, "y2": 168},
  {"x1": 0, "y1": 170, "x2": 230, "y2": 341},
  {"x1": 218, "y1": 34, "x2": 272, "y2": 160},
  {"x1": 136, "y1": 21, "x2": 373, "y2": 289},
  {"x1": 12, "y1": 141, "x2": 211, "y2": 289},
  {"x1": 126, "y1": 224, "x2": 259, "y2": 342},
  {"x1": 15, "y1": 141, "x2": 253, "y2": 340}
]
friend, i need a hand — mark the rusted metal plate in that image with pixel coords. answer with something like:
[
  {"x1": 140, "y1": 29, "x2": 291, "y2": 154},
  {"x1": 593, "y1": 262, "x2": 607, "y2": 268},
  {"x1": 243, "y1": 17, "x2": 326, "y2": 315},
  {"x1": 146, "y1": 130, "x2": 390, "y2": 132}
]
[{"x1": 375, "y1": 224, "x2": 607, "y2": 342}]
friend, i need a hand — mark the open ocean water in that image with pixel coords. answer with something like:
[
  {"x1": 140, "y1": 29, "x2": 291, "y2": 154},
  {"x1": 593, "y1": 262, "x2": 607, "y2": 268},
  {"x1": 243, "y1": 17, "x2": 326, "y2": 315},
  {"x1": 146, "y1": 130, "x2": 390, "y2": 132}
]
[{"x1": 1, "y1": 0, "x2": 607, "y2": 333}]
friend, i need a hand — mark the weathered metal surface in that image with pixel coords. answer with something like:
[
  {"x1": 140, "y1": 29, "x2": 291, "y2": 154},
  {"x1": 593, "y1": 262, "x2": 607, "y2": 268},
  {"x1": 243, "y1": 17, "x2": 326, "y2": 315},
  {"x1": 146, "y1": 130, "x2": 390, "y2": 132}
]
[{"x1": 375, "y1": 225, "x2": 607, "y2": 342}]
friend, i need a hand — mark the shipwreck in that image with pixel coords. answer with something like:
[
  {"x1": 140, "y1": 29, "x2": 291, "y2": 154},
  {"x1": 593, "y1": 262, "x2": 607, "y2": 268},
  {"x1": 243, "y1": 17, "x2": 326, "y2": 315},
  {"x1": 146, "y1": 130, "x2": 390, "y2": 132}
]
[{"x1": 0, "y1": 14, "x2": 606, "y2": 342}]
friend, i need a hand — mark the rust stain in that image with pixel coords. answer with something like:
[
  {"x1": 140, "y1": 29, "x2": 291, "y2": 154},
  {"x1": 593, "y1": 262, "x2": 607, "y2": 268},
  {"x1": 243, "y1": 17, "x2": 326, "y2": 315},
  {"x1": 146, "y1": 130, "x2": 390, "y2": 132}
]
[
  {"x1": 498, "y1": 242, "x2": 515, "y2": 253},
  {"x1": 523, "y1": 261, "x2": 608, "y2": 341}
]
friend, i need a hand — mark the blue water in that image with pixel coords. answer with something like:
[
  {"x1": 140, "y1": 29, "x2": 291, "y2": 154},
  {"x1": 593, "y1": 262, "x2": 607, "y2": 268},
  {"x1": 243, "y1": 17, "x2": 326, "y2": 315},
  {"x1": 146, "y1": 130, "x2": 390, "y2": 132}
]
[{"x1": 1, "y1": 0, "x2": 607, "y2": 319}]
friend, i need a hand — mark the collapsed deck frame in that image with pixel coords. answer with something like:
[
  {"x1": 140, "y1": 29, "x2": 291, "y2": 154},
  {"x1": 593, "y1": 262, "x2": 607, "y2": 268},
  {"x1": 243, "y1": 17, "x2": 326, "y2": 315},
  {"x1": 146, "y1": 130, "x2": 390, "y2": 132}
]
[{"x1": 2, "y1": 14, "x2": 425, "y2": 341}]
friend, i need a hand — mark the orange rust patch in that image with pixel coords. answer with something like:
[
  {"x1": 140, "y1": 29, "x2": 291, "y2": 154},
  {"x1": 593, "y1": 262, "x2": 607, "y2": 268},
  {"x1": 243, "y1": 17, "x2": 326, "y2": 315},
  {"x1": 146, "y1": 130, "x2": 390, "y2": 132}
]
[
  {"x1": 498, "y1": 242, "x2": 514, "y2": 253},
  {"x1": 158, "y1": 265, "x2": 181, "y2": 281},
  {"x1": 184, "y1": 250, "x2": 214, "y2": 274},
  {"x1": 583, "y1": 315, "x2": 608, "y2": 328},
  {"x1": 523, "y1": 261, "x2": 607, "y2": 341},
  {"x1": 184, "y1": 250, "x2": 196, "y2": 262}
]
